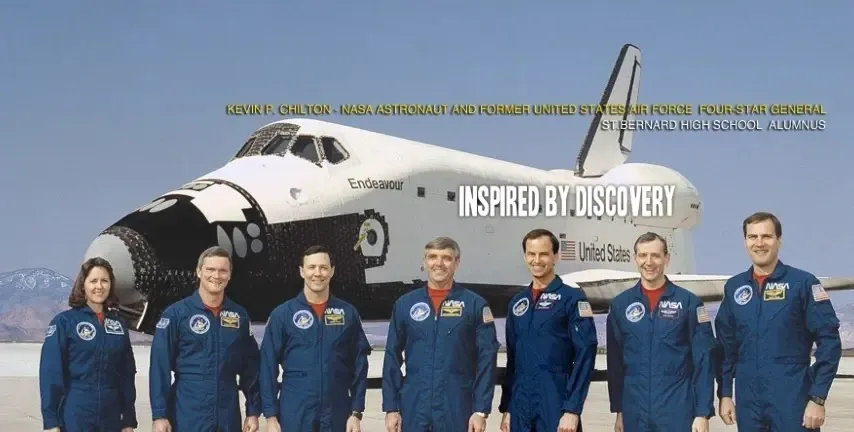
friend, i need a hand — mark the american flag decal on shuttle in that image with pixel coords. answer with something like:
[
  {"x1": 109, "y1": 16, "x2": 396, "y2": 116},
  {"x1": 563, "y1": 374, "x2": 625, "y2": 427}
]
[{"x1": 560, "y1": 240, "x2": 576, "y2": 260}]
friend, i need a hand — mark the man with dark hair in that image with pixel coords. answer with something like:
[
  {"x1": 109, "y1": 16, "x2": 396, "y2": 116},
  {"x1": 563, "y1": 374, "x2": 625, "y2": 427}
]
[
  {"x1": 150, "y1": 246, "x2": 261, "y2": 432},
  {"x1": 606, "y1": 232, "x2": 716, "y2": 432},
  {"x1": 383, "y1": 237, "x2": 500, "y2": 432},
  {"x1": 716, "y1": 212, "x2": 841, "y2": 431},
  {"x1": 499, "y1": 228, "x2": 598, "y2": 432},
  {"x1": 260, "y1": 245, "x2": 372, "y2": 432}
]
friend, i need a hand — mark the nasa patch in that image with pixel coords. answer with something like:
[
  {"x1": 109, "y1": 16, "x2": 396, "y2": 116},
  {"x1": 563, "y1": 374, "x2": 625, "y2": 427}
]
[
  {"x1": 324, "y1": 307, "x2": 346, "y2": 326},
  {"x1": 189, "y1": 314, "x2": 210, "y2": 334},
  {"x1": 625, "y1": 302, "x2": 645, "y2": 323},
  {"x1": 512, "y1": 298, "x2": 529, "y2": 317},
  {"x1": 156, "y1": 318, "x2": 170, "y2": 329},
  {"x1": 76, "y1": 322, "x2": 96, "y2": 341},
  {"x1": 409, "y1": 302, "x2": 430, "y2": 322},
  {"x1": 293, "y1": 310, "x2": 314, "y2": 329},
  {"x1": 734, "y1": 285, "x2": 753, "y2": 306},
  {"x1": 220, "y1": 310, "x2": 240, "y2": 329},
  {"x1": 104, "y1": 318, "x2": 124, "y2": 335}
]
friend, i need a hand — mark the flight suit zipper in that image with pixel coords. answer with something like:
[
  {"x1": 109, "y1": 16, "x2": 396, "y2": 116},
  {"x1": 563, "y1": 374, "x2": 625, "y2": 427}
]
[
  {"x1": 98, "y1": 317, "x2": 104, "y2": 429},
  {"x1": 213, "y1": 309, "x2": 220, "y2": 428},
  {"x1": 647, "y1": 297, "x2": 654, "y2": 428},
  {"x1": 318, "y1": 309, "x2": 325, "y2": 429},
  {"x1": 430, "y1": 302, "x2": 439, "y2": 429}
]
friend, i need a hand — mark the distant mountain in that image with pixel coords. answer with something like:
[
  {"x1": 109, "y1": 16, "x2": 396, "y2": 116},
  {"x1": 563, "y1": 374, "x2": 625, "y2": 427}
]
[{"x1": 0, "y1": 268, "x2": 151, "y2": 343}]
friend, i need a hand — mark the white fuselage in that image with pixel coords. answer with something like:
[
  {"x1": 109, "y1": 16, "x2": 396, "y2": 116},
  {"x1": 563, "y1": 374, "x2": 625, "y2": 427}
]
[{"x1": 169, "y1": 118, "x2": 704, "y2": 288}]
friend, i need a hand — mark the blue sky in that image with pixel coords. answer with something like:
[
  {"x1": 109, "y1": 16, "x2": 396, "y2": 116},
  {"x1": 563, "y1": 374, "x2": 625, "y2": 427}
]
[{"x1": 1, "y1": 1, "x2": 851, "y2": 281}]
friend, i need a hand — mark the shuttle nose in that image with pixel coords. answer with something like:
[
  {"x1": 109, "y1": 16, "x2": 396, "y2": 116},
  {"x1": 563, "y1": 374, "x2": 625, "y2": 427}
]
[{"x1": 84, "y1": 228, "x2": 145, "y2": 305}]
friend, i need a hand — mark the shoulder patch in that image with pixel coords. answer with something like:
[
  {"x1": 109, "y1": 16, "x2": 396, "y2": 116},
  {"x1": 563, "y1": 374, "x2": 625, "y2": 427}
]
[
  {"x1": 156, "y1": 318, "x2": 170, "y2": 329},
  {"x1": 812, "y1": 284, "x2": 829, "y2": 302},
  {"x1": 45, "y1": 325, "x2": 56, "y2": 338},
  {"x1": 697, "y1": 305, "x2": 710, "y2": 323},
  {"x1": 577, "y1": 301, "x2": 593, "y2": 318},
  {"x1": 482, "y1": 306, "x2": 494, "y2": 324}
]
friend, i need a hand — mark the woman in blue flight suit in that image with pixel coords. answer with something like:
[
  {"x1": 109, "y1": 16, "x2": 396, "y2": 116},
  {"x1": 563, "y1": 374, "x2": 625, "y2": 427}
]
[{"x1": 39, "y1": 257, "x2": 138, "y2": 432}]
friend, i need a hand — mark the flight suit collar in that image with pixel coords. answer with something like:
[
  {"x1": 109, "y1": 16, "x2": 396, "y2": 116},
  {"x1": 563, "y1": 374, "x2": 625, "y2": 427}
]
[
  {"x1": 77, "y1": 304, "x2": 113, "y2": 317},
  {"x1": 527, "y1": 275, "x2": 564, "y2": 293},
  {"x1": 744, "y1": 259, "x2": 788, "y2": 283},
  {"x1": 419, "y1": 281, "x2": 464, "y2": 300},
  {"x1": 295, "y1": 289, "x2": 337, "y2": 307},
  {"x1": 188, "y1": 288, "x2": 231, "y2": 311},
  {"x1": 628, "y1": 277, "x2": 676, "y2": 302}
]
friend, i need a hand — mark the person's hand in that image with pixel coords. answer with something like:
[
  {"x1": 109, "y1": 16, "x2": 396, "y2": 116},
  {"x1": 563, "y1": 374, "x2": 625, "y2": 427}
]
[
  {"x1": 719, "y1": 397, "x2": 736, "y2": 425},
  {"x1": 121, "y1": 428, "x2": 135, "y2": 432},
  {"x1": 346, "y1": 415, "x2": 362, "y2": 432},
  {"x1": 558, "y1": 412, "x2": 579, "y2": 432},
  {"x1": 500, "y1": 412, "x2": 510, "y2": 432},
  {"x1": 467, "y1": 413, "x2": 486, "y2": 432},
  {"x1": 614, "y1": 412, "x2": 623, "y2": 432},
  {"x1": 385, "y1": 412, "x2": 402, "y2": 432},
  {"x1": 266, "y1": 416, "x2": 281, "y2": 432},
  {"x1": 803, "y1": 401, "x2": 826, "y2": 429},
  {"x1": 243, "y1": 415, "x2": 259, "y2": 432},
  {"x1": 152, "y1": 418, "x2": 172, "y2": 432},
  {"x1": 691, "y1": 417, "x2": 709, "y2": 432}
]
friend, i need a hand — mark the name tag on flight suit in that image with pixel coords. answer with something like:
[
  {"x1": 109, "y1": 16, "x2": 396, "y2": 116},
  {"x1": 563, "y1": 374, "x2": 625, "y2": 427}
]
[
  {"x1": 440, "y1": 300, "x2": 464, "y2": 317},
  {"x1": 535, "y1": 293, "x2": 561, "y2": 310},
  {"x1": 324, "y1": 308, "x2": 346, "y2": 325},
  {"x1": 221, "y1": 311, "x2": 240, "y2": 328},
  {"x1": 657, "y1": 300, "x2": 682, "y2": 320},
  {"x1": 764, "y1": 282, "x2": 788, "y2": 301}
]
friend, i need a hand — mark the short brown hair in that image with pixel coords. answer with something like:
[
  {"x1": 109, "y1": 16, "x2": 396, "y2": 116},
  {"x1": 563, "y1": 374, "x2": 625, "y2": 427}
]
[
  {"x1": 197, "y1": 246, "x2": 232, "y2": 270},
  {"x1": 633, "y1": 232, "x2": 668, "y2": 255},
  {"x1": 302, "y1": 245, "x2": 335, "y2": 267},
  {"x1": 68, "y1": 257, "x2": 119, "y2": 309},
  {"x1": 743, "y1": 211, "x2": 782, "y2": 238},
  {"x1": 522, "y1": 228, "x2": 559, "y2": 254},
  {"x1": 424, "y1": 236, "x2": 461, "y2": 258}
]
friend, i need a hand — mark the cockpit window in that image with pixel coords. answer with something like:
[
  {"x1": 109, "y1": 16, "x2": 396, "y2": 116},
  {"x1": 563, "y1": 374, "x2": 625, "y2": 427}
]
[
  {"x1": 290, "y1": 135, "x2": 320, "y2": 163},
  {"x1": 231, "y1": 122, "x2": 300, "y2": 160},
  {"x1": 262, "y1": 133, "x2": 293, "y2": 155},
  {"x1": 320, "y1": 137, "x2": 350, "y2": 164},
  {"x1": 234, "y1": 137, "x2": 256, "y2": 159}
]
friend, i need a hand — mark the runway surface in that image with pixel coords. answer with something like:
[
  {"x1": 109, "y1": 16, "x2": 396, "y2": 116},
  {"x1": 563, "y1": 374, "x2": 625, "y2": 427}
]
[{"x1": 6, "y1": 343, "x2": 854, "y2": 431}]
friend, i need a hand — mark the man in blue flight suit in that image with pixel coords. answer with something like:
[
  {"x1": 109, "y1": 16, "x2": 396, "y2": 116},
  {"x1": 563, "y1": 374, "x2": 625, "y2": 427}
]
[
  {"x1": 498, "y1": 229, "x2": 599, "y2": 432},
  {"x1": 607, "y1": 232, "x2": 716, "y2": 432},
  {"x1": 149, "y1": 246, "x2": 261, "y2": 432},
  {"x1": 715, "y1": 212, "x2": 841, "y2": 431},
  {"x1": 382, "y1": 236, "x2": 501, "y2": 432},
  {"x1": 259, "y1": 245, "x2": 372, "y2": 432}
]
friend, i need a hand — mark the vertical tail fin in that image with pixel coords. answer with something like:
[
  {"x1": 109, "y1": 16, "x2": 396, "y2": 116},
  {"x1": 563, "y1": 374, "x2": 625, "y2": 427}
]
[{"x1": 574, "y1": 44, "x2": 642, "y2": 178}]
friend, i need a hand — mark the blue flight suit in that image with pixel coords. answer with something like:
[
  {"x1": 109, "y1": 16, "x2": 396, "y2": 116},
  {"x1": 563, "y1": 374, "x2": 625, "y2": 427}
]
[
  {"x1": 382, "y1": 283, "x2": 501, "y2": 431},
  {"x1": 715, "y1": 261, "x2": 841, "y2": 432},
  {"x1": 39, "y1": 305, "x2": 137, "y2": 431},
  {"x1": 149, "y1": 290, "x2": 261, "y2": 432},
  {"x1": 606, "y1": 280, "x2": 716, "y2": 432},
  {"x1": 499, "y1": 275, "x2": 599, "y2": 432},
  {"x1": 259, "y1": 292, "x2": 372, "y2": 431}
]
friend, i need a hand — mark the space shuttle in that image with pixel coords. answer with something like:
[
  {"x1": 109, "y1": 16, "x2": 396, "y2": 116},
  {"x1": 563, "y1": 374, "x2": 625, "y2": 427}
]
[{"x1": 84, "y1": 44, "x2": 854, "y2": 335}]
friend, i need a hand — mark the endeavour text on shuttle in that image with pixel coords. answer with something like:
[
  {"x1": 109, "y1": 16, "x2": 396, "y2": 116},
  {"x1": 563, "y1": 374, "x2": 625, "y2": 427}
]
[{"x1": 348, "y1": 177, "x2": 404, "y2": 191}]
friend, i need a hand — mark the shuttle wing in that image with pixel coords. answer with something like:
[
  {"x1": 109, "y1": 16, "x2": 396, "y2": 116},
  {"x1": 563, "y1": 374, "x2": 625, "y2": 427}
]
[{"x1": 562, "y1": 268, "x2": 854, "y2": 313}]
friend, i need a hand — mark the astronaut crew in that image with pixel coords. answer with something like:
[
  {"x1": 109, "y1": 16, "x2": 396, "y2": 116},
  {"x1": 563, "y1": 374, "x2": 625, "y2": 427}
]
[{"x1": 39, "y1": 215, "x2": 842, "y2": 431}]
